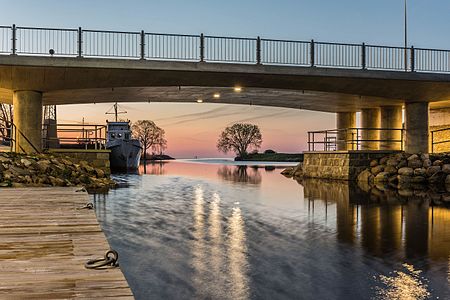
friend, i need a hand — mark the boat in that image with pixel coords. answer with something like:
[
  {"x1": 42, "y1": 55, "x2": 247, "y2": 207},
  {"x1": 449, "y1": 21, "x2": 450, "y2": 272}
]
[{"x1": 105, "y1": 103, "x2": 142, "y2": 171}]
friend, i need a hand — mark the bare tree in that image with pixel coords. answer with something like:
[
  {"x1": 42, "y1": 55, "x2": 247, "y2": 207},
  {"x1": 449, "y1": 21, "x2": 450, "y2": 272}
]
[
  {"x1": 217, "y1": 123, "x2": 262, "y2": 157},
  {"x1": 131, "y1": 120, "x2": 167, "y2": 159},
  {"x1": 0, "y1": 104, "x2": 13, "y2": 145}
]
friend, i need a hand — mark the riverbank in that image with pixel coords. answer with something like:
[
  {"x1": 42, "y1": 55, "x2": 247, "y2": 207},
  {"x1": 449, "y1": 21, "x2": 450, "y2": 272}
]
[
  {"x1": 0, "y1": 152, "x2": 115, "y2": 189},
  {"x1": 235, "y1": 153, "x2": 303, "y2": 162}
]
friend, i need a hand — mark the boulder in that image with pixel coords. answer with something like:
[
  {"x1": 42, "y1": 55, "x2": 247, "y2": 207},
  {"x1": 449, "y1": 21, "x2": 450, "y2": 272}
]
[
  {"x1": 374, "y1": 172, "x2": 390, "y2": 183},
  {"x1": 422, "y1": 159, "x2": 432, "y2": 168},
  {"x1": 428, "y1": 171, "x2": 447, "y2": 184},
  {"x1": 384, "y1": 165, "x2": 398, "y2": 175},
  {"x1": 407, "y1": 154, "x2": 419, "y2": 161},
  {"x1": 446, "y1": 175, "x2": 450, "y2": 185},
  {"x1": 426, "y1": 166, "x2": 441, "y2": 177},
  {"x1": 386, "y1": 158, "x2": 399, "y2": 166},
  {"x1": 413, "y1": 168, "x2": 427, "y2": 176},
  {"x1": 442, "y1": 164, "x2": 450, "y2": 174},
  {"x1": 398, "y1": 167, "x2": 414, "y2": 176},
  {"x1": 397, "y1": 160, "x2": 407, "y2": 168},
  {"x1": 408, "y1": 159, "x2": 423, "y2": 169},
  {"x1": 371, "y1": 165, "x2": 384, "y2": 176},
  {"x1": 410, "y1": 176, "x2": 427, "y2": 184},
  {"x1": 369, "y1": 160, "x2": 378, "y2": 167},
  {"x1": 398, "y1": 175, "x2": 412, "y2": 184},
  {"x1": 433, "y1": 160, "x2": 443, "y2": 166},
  {"x1": 357, "y1": 170, "x2": 373, "y2": 183},
  {"x1": 379, "y1": 156, "x2": 389, "y2": 165}
]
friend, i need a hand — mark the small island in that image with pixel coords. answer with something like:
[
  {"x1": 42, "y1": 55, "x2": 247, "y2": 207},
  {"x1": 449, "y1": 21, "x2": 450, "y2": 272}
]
[{"x1": 235, "y1": 150, "x2": 303, "y2": 162}]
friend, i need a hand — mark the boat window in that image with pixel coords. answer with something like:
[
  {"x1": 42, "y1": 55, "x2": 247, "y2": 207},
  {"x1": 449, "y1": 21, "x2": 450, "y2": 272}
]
[
  {"x1": 110, "y1": 133, "x2": 115, "y2": 138},
  {"x1": 118, "y1": 133, "x2": 123, "y2": 138},
  {"x1": 125, "y1": 134, "x2": 130, "y2": 139}
]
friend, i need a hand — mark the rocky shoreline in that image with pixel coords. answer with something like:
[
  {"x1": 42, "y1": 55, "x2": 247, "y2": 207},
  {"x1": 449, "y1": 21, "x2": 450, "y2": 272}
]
[
  {"x1": 356, "y1": 152, "x2": 450, "y2": 187},
  {"x1": 0, "y1": 152, "x2": 116, "y2": 190}
]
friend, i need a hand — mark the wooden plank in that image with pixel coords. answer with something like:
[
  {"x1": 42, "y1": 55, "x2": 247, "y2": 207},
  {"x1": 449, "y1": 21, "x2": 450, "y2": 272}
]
[{"x1": 0, "y1": 187, "x2": 134, "y2": 299}]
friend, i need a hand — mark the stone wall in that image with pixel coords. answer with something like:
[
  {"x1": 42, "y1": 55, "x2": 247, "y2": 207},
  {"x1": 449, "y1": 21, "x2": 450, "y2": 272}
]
[
  {"x1": 303, "y1": 151, "x2": 397, "y2": 180},
  {"x1": 48, "y1": 149, "x2": 111, "y2": 174},
  {"x1": 430, "y1": 108, "x2": 450, "y2": 153}
]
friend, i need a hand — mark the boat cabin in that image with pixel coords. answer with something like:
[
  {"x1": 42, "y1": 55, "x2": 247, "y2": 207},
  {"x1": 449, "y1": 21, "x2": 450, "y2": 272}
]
[{"x1": 107, "y1": 121, "x2": 132, "y2": 142}]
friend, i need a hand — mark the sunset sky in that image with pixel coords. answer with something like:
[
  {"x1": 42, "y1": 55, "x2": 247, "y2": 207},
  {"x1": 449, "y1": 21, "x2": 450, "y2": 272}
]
[{"x1": 2, "y1": 0, "x2": 449, "y2": 157}]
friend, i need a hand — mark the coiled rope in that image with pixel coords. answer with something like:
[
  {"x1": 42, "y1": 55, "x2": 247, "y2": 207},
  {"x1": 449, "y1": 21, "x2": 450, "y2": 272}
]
[{"x1": 85, "y1": 249, "x2": 119, "y2": 269}]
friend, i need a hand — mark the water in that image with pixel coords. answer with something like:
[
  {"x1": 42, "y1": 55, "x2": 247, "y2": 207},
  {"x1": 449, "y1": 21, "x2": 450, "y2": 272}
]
[{"x1": 92, "y1": 160, "x2": 450, "y2": 299}]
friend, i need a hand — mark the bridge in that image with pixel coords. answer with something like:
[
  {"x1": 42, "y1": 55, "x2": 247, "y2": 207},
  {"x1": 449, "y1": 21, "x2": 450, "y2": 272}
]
[{"x1": 0, "y1": 25, "x2": 449, "y2": 154}]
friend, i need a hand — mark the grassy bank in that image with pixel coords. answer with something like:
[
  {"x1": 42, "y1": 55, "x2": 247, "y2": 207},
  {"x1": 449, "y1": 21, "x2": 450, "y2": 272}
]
[{"x1": 236, "y1": 153, "x2": 303, "y2": 162}]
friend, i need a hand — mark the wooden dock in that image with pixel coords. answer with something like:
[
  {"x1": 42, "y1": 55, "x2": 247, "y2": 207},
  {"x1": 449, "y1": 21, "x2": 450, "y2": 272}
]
[{"x1": 0, "y1": 188, "x2": 134, "y2": 299}]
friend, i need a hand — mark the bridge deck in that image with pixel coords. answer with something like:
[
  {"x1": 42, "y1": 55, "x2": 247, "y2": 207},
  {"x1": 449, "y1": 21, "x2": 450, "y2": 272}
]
[{"x1": 0, "y1": 187, "x2": 134, "y2": 299}]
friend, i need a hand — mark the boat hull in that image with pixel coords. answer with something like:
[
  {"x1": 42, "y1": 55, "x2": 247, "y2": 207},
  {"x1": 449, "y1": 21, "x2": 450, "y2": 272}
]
[{"x1": 107, "y1": 139, "x2": 142, "y2": 171}]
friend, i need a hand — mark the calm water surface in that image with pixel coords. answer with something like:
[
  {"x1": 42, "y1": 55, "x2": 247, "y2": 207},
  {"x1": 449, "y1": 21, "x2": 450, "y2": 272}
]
[{"x1": 92, "y1": 159, "x2": 450, "y2": 300}]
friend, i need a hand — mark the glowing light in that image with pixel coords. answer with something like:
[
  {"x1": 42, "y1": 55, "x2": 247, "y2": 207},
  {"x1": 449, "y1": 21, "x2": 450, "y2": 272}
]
[
  {"x1": 213, "y1": 93, "x2": 220, "y2": 99},
  {"x1": 197, "y1": 99, "x2": 203, "y2": 103},
  {"x1": 234, "y1": 87, "x2": 242, "y2": 92}
]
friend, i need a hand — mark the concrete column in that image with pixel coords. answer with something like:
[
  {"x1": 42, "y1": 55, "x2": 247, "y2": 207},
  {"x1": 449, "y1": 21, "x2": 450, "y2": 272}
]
[
  {"x1": 380, "y1": 106, "x2": 402, "y2": 150},
  {"x1": 361, "y1": 108, "x2": 381, "y2": 150},
  {"x1": 405, "y1": 102, "x2": 429, "y2": 153},
  {"x1": 336, "y1": 112, "x2": 356, "y2": 151},
  {"x1": 13, "y1": 91, "x2": 43, "y2": 153}
]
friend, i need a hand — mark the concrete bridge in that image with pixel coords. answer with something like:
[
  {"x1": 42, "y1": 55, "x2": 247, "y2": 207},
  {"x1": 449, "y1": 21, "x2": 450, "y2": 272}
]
[{"x1": 0, "y1": 25, "x2": 449, "y2": 153}]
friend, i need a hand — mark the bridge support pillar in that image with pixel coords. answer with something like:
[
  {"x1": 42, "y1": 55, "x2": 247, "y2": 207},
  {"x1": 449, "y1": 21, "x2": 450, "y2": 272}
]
[
  {"x1": 361, "y1": 108, "x2": 381, "y2": 150},
  {"x1": 405, "y1": 102, "x2": 429, "y2": 153},
  {"x1": 336, "y1": 112, "x2": 356, "y2": 151},
  {"x1": 13, "y1": 91, "x2": 43, "y2": 153},
  {"x1": 380, "y1": 106, "x2": 402, "y2": 150}
]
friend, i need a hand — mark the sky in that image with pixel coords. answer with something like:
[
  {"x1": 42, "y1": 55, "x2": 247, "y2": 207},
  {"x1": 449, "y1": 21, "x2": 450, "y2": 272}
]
[{"x1": 1, "y1": 0, "x2": 449, "y2": 158}]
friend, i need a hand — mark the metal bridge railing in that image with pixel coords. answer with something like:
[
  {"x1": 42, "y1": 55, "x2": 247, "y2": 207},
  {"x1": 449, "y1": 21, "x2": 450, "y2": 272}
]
[
  {"x1": 0, "y1": 24, "x2": 449, "y2": 73},
  {"x1": 431, "y1": 127, "x2": 450, "y2": 153},
  {"x1": 307, "y1": 128, "x2": 404, "y2": 151},
  {"x1": 42, "y1": 123, "x2": 107, "y2": 150}
]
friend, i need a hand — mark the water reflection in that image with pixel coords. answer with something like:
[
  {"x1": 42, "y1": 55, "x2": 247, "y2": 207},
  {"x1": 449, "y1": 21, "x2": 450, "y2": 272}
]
[
  {"x1": 92, "y1": 161, "x2": 450, "y2": 299},
  {"x1": 217, "y1": 165, "x2": 262, "y2": 185},
  {"x1": 190, "y1": 185, "x2": 249, "y2": 299},
  {"x1": 376, "y1": 263, "x2": 430, "y2": 300}
]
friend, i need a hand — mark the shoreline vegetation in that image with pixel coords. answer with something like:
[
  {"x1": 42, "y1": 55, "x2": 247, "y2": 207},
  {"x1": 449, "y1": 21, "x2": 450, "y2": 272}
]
[
  {"x1": 235, "y1": 152, "x2": 304, "y2": 162},
  {"x1": 142, "y1": 154, "x2": 175, "y2": 161}
]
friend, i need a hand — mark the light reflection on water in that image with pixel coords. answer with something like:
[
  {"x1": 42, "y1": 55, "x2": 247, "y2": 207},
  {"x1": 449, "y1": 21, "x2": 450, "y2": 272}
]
[{"x1": 92, "y1": 160, "x2": 450, "y2": 299}]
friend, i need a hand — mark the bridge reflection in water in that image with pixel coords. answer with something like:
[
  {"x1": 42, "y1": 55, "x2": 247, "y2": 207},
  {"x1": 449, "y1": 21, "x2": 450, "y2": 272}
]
[{"x1": 301, "y1": 178, "x2": 450, "y2": 261}]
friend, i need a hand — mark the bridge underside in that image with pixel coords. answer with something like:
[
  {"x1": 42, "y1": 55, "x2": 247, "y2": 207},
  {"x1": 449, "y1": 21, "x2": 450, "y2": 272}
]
[{"x1": 0, "y1": 56, "x2": 449, "y2": 154}]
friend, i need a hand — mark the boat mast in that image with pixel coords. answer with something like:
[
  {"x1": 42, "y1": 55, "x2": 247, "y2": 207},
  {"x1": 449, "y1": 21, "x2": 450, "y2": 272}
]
[{"x1": 106, "y1": 102, "x2": 127, "y2": 122}]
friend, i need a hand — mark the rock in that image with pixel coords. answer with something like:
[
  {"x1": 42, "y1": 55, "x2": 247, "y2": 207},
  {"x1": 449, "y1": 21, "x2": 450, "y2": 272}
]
[
  {"x1": 398, "y1": 175, "x2": 412, "y2": 184},
  {"x1": 446, "y1": 175, "x2": 450, "y2": 185},
  {"x1": 420, "y1": 153, "x2": 430, "y2": 161},
  {"x1": 414, "y1": 168, "x2": 427, "y2": 176},
  {"x1": 357, "y1": 170, "x2": 373, "y2": 183},
  {"x1": 422, "y1": 159, "x2": 432, "y2": 168},
  {"x1": 281, "y1": 167, "x2": 294, "y2": 177},
  {"x1": 398, "y1": 167, "x2": 414, "y2": 176},
  {"x1": 397, "y1": 160, "x2": 407, "y2": 168},
  {"x1": 384, "y1": 165, "x2": 398, "y2": 175},
  {"x1": 442, "y1": 164, "x2": 450, "y2": 174},
  {"x1": 369, "y1": 160, "x2": 378, "y2": 167},
  {"x1": 408, "y1": 159, "x2": 423, "y2": 169},
  {"x1": 433, "y1": 160, "x2": 443, "y2": 166},
  {"x1": 426, "y1": 166, "x2": 441, "y2": 177},
  {"x1": 379, "y1": 156, "x2": 389, "y2": 165},
  {"x1": 428, "y1": 171, "x2": 447, "y2": 184},
  {"x1": 9, "y1": 166, "x2": 30, "y2": 176},
  {"x1": 374, "y1": 172, "x2": 390, "y2": 183},
  {"x1": 371, "y1": 165, "x2": 384, "y2": 176},
  {"x1": 386, "y1": 158, "x2": 399, "y2": 166},
  {"x1": 407, "y1": 154, "x2": 419, "y2": 161},
  {"x1": 410, "y1": 176, "x2": 427, "y2": 184},
  {"x1": 20, "y1": 158, "x2": 33, "y2": 167}
]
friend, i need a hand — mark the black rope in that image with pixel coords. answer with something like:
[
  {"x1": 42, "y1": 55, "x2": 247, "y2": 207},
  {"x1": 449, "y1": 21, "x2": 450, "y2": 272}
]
[{"x1": 85, "y1": 249, "x2": 119, "y2": 269}]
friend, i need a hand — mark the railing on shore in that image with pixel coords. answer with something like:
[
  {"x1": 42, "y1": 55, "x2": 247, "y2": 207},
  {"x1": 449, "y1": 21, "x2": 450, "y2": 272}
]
[
  {"x1": 308, "y1": 128, "x2": 404, "y2": 151},
  {"x1": 0, "y1": 24, "x2": 449, "y2": 73},
  {"x1": 0, "y1": 124, "x2": 13, "y2": 151},
  {"x1": 431, "y1": 127, "x2": 450, "y2": 153},
  {"x1": 42, "y1": 123, "x2": 107, "y2": 150}
]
